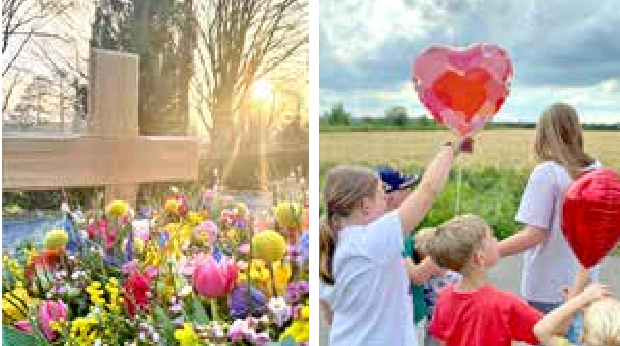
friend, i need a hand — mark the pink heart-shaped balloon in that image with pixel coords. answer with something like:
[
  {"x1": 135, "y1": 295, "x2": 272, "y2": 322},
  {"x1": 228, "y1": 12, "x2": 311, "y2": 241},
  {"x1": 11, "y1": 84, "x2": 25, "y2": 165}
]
[
  {"x1": 562, "y1": 167, "x2": 620, "y2": 268},
  {"x1": 412, "y1": 43, "x2": 512, "y2": 137}
]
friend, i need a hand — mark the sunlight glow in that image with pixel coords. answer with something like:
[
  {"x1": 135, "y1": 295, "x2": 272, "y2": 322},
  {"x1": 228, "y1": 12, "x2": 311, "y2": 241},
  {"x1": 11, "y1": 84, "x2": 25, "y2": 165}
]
[{"x1": 252, "y1": 79, "x2": 272, "y2": 100}]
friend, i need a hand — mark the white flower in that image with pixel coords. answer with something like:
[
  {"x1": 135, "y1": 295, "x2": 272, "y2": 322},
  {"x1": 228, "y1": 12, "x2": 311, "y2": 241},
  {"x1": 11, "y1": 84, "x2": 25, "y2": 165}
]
[
  {"x1": 179, "y1": 285, "x2": 192, "y2": 297},
  {"x1": 267, "y1": 297, "x2": 292, "y2": 327}
]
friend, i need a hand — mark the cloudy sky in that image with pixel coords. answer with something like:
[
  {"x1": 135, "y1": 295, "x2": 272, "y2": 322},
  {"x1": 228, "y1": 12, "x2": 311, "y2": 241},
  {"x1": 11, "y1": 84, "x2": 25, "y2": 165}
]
[{"x1": 319, "y1": 0, "x2": 620, "y2": 123}]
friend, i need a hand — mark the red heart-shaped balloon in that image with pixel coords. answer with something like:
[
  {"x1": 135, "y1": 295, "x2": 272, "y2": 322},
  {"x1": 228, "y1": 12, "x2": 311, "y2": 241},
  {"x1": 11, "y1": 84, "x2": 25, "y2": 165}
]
[
  {"x1": 413, "y1": 43, "x2": 512, "y2": 137},
  {"x1": 562, "y1": 167, "x2": 620, "y2": 268},
  {"x1": 432, "y1": 68, "x2": 491, "y2": 121}
]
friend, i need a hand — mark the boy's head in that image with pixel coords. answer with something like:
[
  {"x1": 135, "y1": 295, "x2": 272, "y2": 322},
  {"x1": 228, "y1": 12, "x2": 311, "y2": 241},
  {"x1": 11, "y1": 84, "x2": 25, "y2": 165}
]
[
  {"x1": 582, "y1": 298, "x2": 620, "y2": 346},
  {"x1": 416, "y1": 214, "x2": 499, "y2": 273},
  {"x1": 377, "y1": 166, "x2": 420, "y2": 211}
]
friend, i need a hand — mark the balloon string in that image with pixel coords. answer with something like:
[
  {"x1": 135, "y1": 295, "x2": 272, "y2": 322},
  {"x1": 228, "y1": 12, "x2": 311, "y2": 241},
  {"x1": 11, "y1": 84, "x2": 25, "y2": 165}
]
[{"x1": 455, "y1": 160, "x2": 462, "y2": 216}]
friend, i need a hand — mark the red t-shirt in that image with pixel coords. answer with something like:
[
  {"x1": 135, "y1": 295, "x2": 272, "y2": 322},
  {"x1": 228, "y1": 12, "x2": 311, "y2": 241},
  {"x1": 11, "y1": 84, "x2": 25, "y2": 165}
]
[{"x1": 429, "y1": 283, "x2": 543, "y2": 346}]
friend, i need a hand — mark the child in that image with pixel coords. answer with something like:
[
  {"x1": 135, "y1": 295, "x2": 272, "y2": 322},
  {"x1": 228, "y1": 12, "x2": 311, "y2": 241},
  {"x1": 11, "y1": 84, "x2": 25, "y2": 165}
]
[
  {"x1": 534, "y1": 283, "x2": 619, "y2": 346},
  {"x1": 319, "y1": 139, "x2": 471, "y2": 346},
  {"x1": 415, "y1": 228, "x2": 461, "y2": 346},
  {"x1": 378, "y1": 166, "x2": 442, "y2": 345},
  {"x1": 499, "y1": 103, "x2": 602, "y2": 344},
  {"x1": 419, "y1": 214, "x2": 543, "y2": 346}
]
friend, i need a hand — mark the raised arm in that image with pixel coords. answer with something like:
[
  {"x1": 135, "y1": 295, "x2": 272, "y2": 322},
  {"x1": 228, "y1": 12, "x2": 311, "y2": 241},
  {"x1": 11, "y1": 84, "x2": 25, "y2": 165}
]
[
  {"x1": 498, "y1": 224, "x2": 546, "y2": 258},
  {"x1": 397, "y1": 142, "x2": 459, "y2": 233},
  {"x1": 533, "y1": 283, "x2": 611, "y2": 346}
]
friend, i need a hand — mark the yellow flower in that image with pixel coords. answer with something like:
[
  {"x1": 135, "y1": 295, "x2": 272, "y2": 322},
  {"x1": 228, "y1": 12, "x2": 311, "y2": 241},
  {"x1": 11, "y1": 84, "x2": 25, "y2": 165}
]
[
  {"x1": 3, "y1": 255, "x2": 24, "y2": 280},
  {"x1": 2, "y1": 288, "x2": 34, "y2": 323},
  {"x1": 252, "y1": 230, "x2": 286, "y2": 262},
  {"x1": 144, "y1": 245, "x2": 161, "y2": 267},
  {"x1": 106, "y1": 199, "x2": 129, "y2": 217},
  {"x1": 70, "y1": 315, "x2": 100, "y2": 345},
  {"x1": 226, "y1": 229, "x2": 240, "y2": 243},
  {"x1": 273, "y1": 261, "x2": 292, "y2": 295},
  {"x1": 26, "y1": 248, "x2": 38, "y2": 266},
  {"x1": 188, "y1": 211, "x2": 203, "y2": 226},
  {"x1": 235, "y1": 202, "x2": 249, "y2": 216},
  {"x1": 279, "y1": 320, "x2": 309, "y2": 343},
  {"x1": 301, "y1": 305, "x2": 309, "y2": 320},
  {"x1": 165, "y1": 198, "x2": 182, "y2": 215},
  {"x1": 273, "y1": 202, "x2": 303, "y2": 228},
  {"x1": 105, "y1": 278, "x2": 122, "y2": 314},
  {"x1": 86, "y1": 281, "x2": 105, "y2": 307},
  {"x1": 164, "y1": 223, "x2": 181, "y2": 234},
  {"x1": 174, "y1": 323, "x2": 201, "y2": 346},
  {"x1": 44, "y1": 229, "x2": 69, "y2": 251},
  {"x1": 49, "y1": 319, "x2": 68, "y2": 333}
]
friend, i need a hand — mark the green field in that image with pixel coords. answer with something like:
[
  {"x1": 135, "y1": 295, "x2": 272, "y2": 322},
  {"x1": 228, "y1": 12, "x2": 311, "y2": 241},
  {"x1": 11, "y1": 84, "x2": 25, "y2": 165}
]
[{"x1": 320, "y1": 129, "x2": 620, "y2": 240}]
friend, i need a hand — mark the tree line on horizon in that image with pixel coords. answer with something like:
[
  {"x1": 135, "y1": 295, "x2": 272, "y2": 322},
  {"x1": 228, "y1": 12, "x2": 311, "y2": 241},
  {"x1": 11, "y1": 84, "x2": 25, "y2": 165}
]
[{"x1": 320, "y1": 103, "x2": 620, "y2": 131}]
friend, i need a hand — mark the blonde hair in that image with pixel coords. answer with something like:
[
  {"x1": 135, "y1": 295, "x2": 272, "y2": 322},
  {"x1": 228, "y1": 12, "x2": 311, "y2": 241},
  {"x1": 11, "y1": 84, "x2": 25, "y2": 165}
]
[
  {"x1": 416, "y1": 214, "x2": 489, "y2": 272},
  {"x1": 320, "y1": 165, "x2": 379, "y2": 284},
  {"x1": 535, "y1": 103, "x2": 594, "y2": 179},
  {"x1": 583, "y1": 299, "x2": 620, "y2": 346}
]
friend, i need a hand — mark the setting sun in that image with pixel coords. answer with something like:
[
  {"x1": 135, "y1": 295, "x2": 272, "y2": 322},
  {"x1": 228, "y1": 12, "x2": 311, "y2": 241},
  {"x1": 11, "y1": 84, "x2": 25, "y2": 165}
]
[{"x1": 252, "y1": 79, "x2": 272, "y2": 100}]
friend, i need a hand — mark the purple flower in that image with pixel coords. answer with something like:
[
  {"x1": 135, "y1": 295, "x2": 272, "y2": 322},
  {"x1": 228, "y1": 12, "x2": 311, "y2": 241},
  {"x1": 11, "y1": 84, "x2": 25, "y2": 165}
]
[
  {"x1": 297, "y1": 280, "x2": 309, "y2": 294},
  {"x1": 229, "y1": 285, "x2": 267, "y2": 319},
  {"x1": 285, "y1": 285, "x2": 301, "y2": 304}
]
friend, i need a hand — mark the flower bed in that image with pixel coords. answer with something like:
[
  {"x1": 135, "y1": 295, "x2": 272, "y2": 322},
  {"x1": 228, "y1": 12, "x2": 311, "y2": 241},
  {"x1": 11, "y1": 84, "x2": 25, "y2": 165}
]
[{"x1": 2, "y1": 189, "x2": 309, "y2": 345}]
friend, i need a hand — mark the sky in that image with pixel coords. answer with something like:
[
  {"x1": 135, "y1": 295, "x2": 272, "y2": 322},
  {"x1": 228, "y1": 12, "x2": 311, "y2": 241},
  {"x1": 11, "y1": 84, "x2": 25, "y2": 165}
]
[{"x1": 319, "y1": 0, "x2": 620, "y2": 123}]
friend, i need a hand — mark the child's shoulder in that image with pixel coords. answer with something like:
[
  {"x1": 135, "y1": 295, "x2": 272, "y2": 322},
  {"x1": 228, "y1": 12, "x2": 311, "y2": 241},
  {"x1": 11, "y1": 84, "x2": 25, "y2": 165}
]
[{"x1": 532, "y1": 160, "x2": 561, "y2": 175}]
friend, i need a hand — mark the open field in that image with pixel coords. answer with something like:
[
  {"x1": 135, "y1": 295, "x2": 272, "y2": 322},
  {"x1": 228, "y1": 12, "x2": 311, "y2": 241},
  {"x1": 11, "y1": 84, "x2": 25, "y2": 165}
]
[{"x1": 320, "y1": 129, "x2": 620, "y2": 170}]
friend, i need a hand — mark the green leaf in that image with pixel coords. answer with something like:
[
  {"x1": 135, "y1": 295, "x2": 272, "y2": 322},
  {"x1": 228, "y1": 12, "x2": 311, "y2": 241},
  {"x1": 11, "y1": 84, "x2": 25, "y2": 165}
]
[
  {"x1": 192, "y1": 295, "x2": 209, "y2": 325},
  {"x1": 2, "y1": 325, "x2": 39, "y2": 346},
  {"x1": 153, "y1": 306, "x2": 176, "y2": 344}
]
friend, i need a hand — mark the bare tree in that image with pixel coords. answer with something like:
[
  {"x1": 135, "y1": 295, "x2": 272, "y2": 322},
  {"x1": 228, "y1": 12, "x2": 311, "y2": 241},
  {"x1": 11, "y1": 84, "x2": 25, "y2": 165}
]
[
  {"x1": 193, "y1": 0, "x2": 308, "y2": 182},
  {"x1": 2, "y1": 0, "x2": 77, "y2": 76},
  {"x1": 2, "y1": 0, "x2": 87, "y2": 115}
]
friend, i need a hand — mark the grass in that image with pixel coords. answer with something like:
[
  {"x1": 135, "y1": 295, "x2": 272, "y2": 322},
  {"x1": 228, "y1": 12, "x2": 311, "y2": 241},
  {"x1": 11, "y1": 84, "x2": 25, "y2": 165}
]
[{"x1": 319, "y1": 129, "x2": 620, "y2": 240}]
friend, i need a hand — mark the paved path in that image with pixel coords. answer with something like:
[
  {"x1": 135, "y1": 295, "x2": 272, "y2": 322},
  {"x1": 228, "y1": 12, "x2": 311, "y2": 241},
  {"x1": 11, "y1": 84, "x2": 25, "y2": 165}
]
[{"x1": 319, "y1": 255, "x2": 620, "y2": 345}]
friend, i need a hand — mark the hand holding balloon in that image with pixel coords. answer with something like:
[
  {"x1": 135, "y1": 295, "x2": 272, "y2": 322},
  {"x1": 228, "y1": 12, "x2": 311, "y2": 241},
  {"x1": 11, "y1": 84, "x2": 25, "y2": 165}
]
[{"x1": 457, "y1": 137, "x2": 474, "y2": 154}]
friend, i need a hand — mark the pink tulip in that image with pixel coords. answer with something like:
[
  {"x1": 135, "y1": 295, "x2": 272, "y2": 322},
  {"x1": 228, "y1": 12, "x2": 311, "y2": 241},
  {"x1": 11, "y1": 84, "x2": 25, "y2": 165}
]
[
  {"x1": 87, "y1": 219, "x2": 117, "y2": 251},
  {"x1": 193, "y1": 257, "x2": 238, "y2": 298},
  {"x1": 38, "y1": 300, "x2": 69, "y2": 341},
  {"x1": 179, "y1": 253, "x2": 208, "y2": 276},
  {"x1": 14, "y1": 320, "x2": 32, "y2": 333}
]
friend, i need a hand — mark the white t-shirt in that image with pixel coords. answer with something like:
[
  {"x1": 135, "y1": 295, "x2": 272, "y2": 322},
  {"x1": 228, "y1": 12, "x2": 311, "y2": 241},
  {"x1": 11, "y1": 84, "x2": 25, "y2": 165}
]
[
  {"x1": 516, "y1": 160, "x2": 601, "y2": 303},
  {"x1": 319, "y1": 211, "x2": 416, "y2": 346}
]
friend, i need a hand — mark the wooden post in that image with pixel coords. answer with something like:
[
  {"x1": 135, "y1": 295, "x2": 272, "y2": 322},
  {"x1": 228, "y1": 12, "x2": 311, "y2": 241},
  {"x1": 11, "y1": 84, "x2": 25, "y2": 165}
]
[{"x1": 89, "y1": 49, "x2": 140, "y2": 207}]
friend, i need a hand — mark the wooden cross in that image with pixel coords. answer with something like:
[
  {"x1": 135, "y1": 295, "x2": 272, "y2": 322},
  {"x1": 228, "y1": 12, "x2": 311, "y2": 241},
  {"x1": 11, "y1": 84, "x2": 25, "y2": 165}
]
[{"x1": 2, "y1": 49, "x2": 200, "y2": 207}]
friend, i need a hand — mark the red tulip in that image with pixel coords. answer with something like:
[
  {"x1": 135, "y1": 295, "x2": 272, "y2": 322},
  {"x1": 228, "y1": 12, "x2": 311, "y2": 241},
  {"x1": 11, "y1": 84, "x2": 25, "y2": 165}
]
[
  {"x1": 124, "y1": 271, "x2": 151, "y2": 316},
  {"x1": 38, "y1": 300, "x2": 69, "y2": 342},
  {"x1": 192, "y1": 257, "x2": 238, "y2": 298}
]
